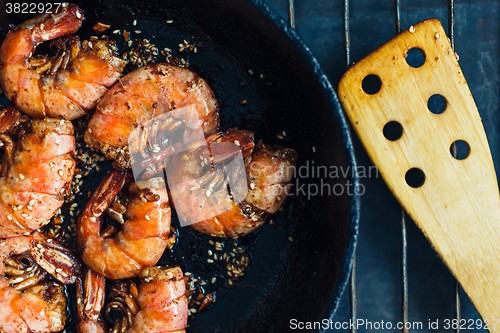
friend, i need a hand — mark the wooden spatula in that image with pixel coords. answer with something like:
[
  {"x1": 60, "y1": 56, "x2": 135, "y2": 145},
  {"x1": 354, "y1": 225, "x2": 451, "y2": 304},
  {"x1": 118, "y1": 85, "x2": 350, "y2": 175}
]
[{"x1": 338, "y1": 18, "x2": 500, "y2": 326}]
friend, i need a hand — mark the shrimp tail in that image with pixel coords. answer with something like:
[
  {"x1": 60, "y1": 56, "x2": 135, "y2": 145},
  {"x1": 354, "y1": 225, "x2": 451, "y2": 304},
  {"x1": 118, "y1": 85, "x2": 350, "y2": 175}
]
[
  {"x1": 30, "y1": 239, "x2": 82, "y2": 284},
  {"x1": 76, "y1": 268, "x2": 108, "y2": 333},
  {"x1": 0, "y1": 107, "x2": 22, "y2": 177},
  {"x1": 20, "y1": 4, "x2": 84, "y2": 44},
  {"x1": 76, "y1": 169, "x2": 126, "y2": 253},
  {"x1": 0, "y1": 106, "x2": 21, "y2": 133},
  {"x1": 90, "y1": 170, "x2": 127, "y2": 217},
  {"x1": 207, "y1": 128, "x2": 255, "y2": 164}
]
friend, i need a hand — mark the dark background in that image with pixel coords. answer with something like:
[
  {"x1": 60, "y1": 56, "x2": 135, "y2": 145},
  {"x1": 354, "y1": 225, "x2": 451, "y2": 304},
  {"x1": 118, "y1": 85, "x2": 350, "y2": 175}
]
[{"x1": 263, "y1": 0, "x2": 499, "y2": 332}]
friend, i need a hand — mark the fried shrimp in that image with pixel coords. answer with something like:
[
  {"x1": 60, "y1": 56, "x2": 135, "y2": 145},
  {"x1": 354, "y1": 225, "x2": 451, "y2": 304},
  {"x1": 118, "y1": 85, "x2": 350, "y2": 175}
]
[
  {"x1": 0, "y1": 233, "x2": 82, "y2": 333},
  {"x1": 76, "y1": 266, "x2": 188, "y2": 333},
  {"x1": 77, "y1": 170, "x2": 172, "y2": 279},
  {"x1": 167, "y1": 128, "x2": 297, "y2": 237},
  {"x1": 0, "y1": 4, "x2": 126, "y2": 119},
  {"x1": 0, "y1": 107, "x2": 76, "y2": 238},
  {"x1": 85, "y1": 63, "x2": 220, "y2": 168}
]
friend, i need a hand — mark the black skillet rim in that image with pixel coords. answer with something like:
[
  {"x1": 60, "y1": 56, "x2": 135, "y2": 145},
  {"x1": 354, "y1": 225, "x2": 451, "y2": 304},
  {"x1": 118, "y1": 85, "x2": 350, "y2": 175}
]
[
  {"x1": 0, "y1": 0, "x2": 360, "y2": 328},
  {"x1": 246, "y1": 0, "x2": 360, "y2": 324}
]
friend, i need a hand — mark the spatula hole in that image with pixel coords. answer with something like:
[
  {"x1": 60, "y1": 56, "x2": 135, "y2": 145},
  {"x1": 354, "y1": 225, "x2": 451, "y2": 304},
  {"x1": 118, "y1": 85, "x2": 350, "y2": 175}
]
[
  {"x1": 405, "y1": 168, "x2": 425, "y2": 188},
  {"x1": 362, "y1": 74, "x2": 382, "y2": 95},
  {"x1": 405, "y1": 48, "x2": 426, "y2": 68},
  {"x1": 427, "y1": 94, "x2": 447, "y2": 114},
  {"x1": 450, "y1": 140, "x2": 470, "y2": 160},
  {"x1": 383, "y1": 121, "x2": 403, "y2": 141}
]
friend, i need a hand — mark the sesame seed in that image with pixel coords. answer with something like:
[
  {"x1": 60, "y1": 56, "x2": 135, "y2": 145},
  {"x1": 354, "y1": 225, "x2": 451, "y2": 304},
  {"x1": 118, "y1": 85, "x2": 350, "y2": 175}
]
[
  {"x1": 312, "y1": 146, "x2": 316, "y2": 153},
  {"x1": 211, "y1": 277, "x2": 216, "y2": 283},
  {"x1": 435, "y1": 32, "x2": 440, "y2": 39},
  {"x1": 248, "y1": 69, "x2": 254, "y2": 75},
  {"x1": 135, "y1": 30, "x2": 141, "y2": 34},
  {"x1": 208, "y1": 250, "x2": 213, "y2": 256},
  {"x1": 19, "y1": 174, "x2": 25, "y2": 180},
  {"x1": 167, "y1": 20, "x2": 174, "y2": 23},
  {"x1": 133, "y1": 20, "x2": 137, "y2": 26},
  {"x1": 409, "y1": 25, "x2": 415, "y2": 33},
  {"x1": 145, "y1": 215, "x2": 151, "y2": 220},
  {"x1": 239, "y1": 100, "x2": 247, "y2": 105},
  {"x1": 234, "y1": 140, "x2": 240, "y2": 146},
  {"x1": 58, "y1": 170, "x2": 64, "y2": 177},
  {"x1": 128, "y1": 40, "x2": 133, "y2": 47},
  {"x1": 113, "y1": 29, "x2": 120, "y2": 34},
  {"x1": 207, "y1": 259, "x2": 214, "y2": 263},
  {"x1": 76, "y1": 11, "x2": 82, "y2": 19},
  {"x1": 277, "y1": 134, "x2": 284, "y2": 140}
]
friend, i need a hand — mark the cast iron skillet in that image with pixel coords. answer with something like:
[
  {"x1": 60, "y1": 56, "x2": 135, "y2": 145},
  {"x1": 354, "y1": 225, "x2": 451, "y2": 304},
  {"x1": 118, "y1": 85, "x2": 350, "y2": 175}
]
[{"x1": 1, "y1": 0, "x2": 359, "y2": 331}]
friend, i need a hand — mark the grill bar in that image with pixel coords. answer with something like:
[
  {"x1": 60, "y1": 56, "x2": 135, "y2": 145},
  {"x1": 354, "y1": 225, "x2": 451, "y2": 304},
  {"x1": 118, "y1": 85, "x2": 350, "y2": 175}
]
[
  {"x1": 395, "y1": 2, "x2": 409, "y2": 332},
  {"x1": 342, "y1": 1, "x2": 357, "y2": 332},
  {"x1": 447, "y1": 0, "x2": 461, "y2": 330},
  {"x1": 350, "y1": 258, "x2": 358, "y2": 333},
  {"x1": 344, "y1": 0, "x2": 351, "y2": 66},
  {"x1": 449, "y1": 0, "x2": 455, "y2": 50},
  {"x1": 401, "y1": 212, "x2": 409, "y2": 333},
  {"x1": 287, "y1": 0, "x2": 295, "y2": 30}
]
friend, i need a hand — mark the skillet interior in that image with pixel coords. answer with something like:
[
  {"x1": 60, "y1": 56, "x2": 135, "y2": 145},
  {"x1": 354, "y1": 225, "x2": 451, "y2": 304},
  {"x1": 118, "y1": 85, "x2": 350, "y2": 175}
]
[{"x1": 1, "y1": 0, "x2": 359, "y2": 331}]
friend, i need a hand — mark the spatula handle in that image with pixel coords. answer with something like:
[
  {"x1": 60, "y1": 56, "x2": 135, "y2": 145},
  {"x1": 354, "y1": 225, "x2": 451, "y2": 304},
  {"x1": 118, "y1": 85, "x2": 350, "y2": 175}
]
[{"x1": 339, "y1": 18, "x2": 500, "y2": 326}]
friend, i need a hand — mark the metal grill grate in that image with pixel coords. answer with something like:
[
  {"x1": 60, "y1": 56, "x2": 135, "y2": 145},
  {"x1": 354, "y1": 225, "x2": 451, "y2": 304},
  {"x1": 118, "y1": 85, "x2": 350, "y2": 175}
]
[{"x1": 285, "y1": 0, "x2": 466, "y2": 331}]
